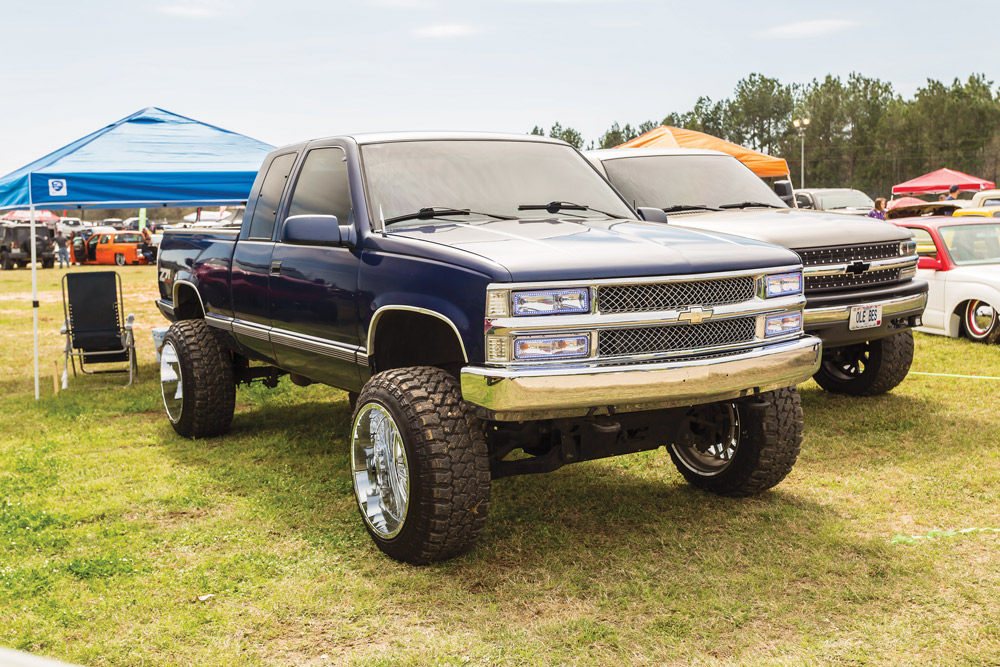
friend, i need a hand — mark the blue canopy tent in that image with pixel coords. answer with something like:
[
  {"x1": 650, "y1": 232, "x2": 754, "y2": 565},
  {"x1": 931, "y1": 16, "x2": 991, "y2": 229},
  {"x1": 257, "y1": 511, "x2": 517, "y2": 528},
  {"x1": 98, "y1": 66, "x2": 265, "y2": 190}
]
[{"x1": 0, "y1": 107, "x2": 274, "y2": 399}]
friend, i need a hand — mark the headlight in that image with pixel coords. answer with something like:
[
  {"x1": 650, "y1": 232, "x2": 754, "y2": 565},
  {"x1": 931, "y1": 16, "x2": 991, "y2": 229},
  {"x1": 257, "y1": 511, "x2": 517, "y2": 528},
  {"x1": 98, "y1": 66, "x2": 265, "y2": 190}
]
[
  {"x1": 900, "y1": 240, "x2": 917, "y2": 256},
  {"x1": 513, "y1": 334, "x2": 590, "y2": 360},
  {"x1": 512, "y1": 288, "x2": 589, "y2": 316},
  {"x1": 764, "y1": 271, "x2": 803, "y2": 298},
  {"x1": 765, "y1": 312, "x2": 802, "y2": 337}
]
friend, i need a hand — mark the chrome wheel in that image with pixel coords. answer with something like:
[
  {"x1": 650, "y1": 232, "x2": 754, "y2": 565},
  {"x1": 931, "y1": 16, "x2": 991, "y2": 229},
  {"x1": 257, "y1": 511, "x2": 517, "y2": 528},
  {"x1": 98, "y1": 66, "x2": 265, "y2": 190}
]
[
  {"x1": 352, "y1": 403, "x2": 410, "y2": 539},
  {"x1": 966, "y1": 300, "x2": 996, "y2": 339},
  {"x1": 671, "y1": 402, "x2": 740, "y2": 476},
  {"x1": 160, "y1": 340, "x2": 183, "y2": 424}
]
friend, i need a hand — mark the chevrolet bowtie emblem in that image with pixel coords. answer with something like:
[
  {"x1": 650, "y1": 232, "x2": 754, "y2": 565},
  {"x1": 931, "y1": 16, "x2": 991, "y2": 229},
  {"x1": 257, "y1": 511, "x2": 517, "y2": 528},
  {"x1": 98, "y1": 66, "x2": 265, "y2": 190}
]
[
  {"x1": 846, "y1": 260, "x2": 871, "y2": 275},
  {"x1": 678, "y1": 306, "x2": 712, "y2": 324}
]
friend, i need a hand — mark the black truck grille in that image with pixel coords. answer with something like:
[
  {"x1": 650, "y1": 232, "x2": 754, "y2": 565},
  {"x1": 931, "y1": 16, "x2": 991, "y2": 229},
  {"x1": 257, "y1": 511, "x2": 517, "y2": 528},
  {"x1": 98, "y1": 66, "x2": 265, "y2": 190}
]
[
  {"x1": 598, "y1": 317, "x2": 756, "y2": 357},
  {"x1": 797, "y1": 242, "x2": 902, "y2": 266},
  {"x1": 806, "y1": 268, "x2": 902, "y2": 292},
  {"x1": 597, "y1": 277, "x2": 756, "y2": 314}
]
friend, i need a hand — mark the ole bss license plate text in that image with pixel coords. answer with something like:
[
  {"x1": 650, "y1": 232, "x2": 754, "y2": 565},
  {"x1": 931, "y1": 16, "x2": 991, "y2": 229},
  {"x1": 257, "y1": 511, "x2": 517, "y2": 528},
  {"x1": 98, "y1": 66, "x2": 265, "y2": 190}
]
[{"x1": 849, "y1": 304, "x2": 882, "y2": 330}]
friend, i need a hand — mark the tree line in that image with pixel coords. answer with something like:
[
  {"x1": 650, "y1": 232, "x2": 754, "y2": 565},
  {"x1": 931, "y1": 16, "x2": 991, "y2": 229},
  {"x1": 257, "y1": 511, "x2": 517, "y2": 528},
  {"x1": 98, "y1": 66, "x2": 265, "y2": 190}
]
[{"x1": 530, "y1": 73, "x2": 1000, "y2": 197}]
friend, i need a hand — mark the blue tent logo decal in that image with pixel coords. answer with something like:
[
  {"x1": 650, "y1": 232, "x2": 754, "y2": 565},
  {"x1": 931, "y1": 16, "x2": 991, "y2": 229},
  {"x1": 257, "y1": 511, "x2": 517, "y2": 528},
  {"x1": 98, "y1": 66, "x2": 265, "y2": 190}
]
[{"x1": 48, "y1": 179, "x2": 67, "y2": 197}]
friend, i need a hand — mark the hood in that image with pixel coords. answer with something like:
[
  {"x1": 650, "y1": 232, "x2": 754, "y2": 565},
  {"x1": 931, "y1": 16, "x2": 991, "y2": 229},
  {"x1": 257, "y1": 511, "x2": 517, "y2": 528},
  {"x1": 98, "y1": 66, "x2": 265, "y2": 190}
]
[
  {"x1": 667, "y1": 208, "x2": 909, "y2": 251},
  {"x1": 388, "y1": 217, "x2": 800, "y2": 282}
]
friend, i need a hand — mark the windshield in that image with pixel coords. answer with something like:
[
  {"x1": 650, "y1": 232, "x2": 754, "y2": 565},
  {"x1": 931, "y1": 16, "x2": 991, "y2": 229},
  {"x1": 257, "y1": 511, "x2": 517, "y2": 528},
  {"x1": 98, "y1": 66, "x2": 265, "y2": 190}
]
[
  {"x1": 600, "y1": 154, "x2": 787, "y2": 210},
  {"x1": 361, "y1": 140, "x2": 635, "y2": 226},
  {"x1": 940, "y1": 224, "x2": 1000, "y2": 265},
  {"x1": 815, "y1": 191, "x2": 874, "y2": 210}
]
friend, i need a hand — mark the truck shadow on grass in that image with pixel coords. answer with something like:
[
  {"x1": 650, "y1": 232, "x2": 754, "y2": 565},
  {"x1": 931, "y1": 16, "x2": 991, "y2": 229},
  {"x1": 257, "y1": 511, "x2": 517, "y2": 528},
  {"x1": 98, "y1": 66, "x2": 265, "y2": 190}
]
[{"x1": 156, "y1": 389, "x2": 930, "y2": 585}]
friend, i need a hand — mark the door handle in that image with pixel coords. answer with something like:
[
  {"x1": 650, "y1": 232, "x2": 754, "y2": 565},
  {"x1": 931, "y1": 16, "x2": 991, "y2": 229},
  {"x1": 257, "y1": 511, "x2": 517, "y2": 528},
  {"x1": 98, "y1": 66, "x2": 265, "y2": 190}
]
[{"x1": 270, "y1": 259, "x2": 282, "y2": 275}]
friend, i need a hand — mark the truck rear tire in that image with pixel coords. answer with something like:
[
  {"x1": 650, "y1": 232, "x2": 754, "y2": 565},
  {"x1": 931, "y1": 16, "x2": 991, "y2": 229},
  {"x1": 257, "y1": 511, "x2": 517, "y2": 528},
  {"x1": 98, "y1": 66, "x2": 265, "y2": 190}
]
[
  {"x1": 42, "y1": 258, "x2": 54, "y2": 269},
  {"x1": 813, "y1": 330, "x2": 913, "y2": 396},
  {"x1": 350, "y1": 366, "x2": 491, "y2": 564},
  {"x1": 0, "y1": 252, "x2": 10, "y2": 270},
  {"x1": 669, "y1": 387, "x2": 803, "y2": 497},
  {"x1": 160, "y1": 319, "x2": 236, "y2": 438}
]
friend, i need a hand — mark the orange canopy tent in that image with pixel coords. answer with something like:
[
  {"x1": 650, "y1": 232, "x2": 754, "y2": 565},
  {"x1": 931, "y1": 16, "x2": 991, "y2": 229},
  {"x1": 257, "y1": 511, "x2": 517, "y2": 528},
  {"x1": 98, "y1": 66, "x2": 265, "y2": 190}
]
[{"x1": 617, "y1": 125, "x2": 790, "y2": 179}]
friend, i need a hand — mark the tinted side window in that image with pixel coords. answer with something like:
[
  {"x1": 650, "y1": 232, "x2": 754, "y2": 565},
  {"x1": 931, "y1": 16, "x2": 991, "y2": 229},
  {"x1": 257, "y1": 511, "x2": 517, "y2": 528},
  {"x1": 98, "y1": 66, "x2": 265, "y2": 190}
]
[
  {"x1": 247, "y1": 153, "x2": 297, "y2": 240},
  {"x1": 286, "y1": 147, "x2": 351, "y2": 225}
]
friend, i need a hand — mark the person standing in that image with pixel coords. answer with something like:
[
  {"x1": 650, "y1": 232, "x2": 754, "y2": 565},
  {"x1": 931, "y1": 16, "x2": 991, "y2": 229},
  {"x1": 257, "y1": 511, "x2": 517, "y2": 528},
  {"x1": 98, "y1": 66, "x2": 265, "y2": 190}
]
[
  {"x1": 945, "y1": 185, "x2": 960, "y2": 200},
  {"x1": 867, "y1": 198, "x2": 887, "y2": 220},
  {"x1": 53, "y1": 231, "x2": 70, "y2": 269}
]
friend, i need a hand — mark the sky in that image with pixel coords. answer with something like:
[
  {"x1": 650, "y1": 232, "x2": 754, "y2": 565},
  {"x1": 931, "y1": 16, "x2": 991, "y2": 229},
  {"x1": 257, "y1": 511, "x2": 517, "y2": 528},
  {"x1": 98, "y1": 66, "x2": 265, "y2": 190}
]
[{"x1": 3, "y1": 0, "x2": 1000, "y2": 175}]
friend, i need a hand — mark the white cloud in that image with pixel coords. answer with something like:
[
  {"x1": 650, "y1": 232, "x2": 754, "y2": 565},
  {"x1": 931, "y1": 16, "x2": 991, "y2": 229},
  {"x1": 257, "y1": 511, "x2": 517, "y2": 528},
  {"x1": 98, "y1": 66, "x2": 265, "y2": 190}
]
[
  {"x1": 757, "y1": 19, "x2": 858, "y2": 39},
  {"x1": 154, "y1": 4, "x2": 222, "y2": 19},
  {"x1": 412, "y1": 24, "x2": 480, "y2": 38}
]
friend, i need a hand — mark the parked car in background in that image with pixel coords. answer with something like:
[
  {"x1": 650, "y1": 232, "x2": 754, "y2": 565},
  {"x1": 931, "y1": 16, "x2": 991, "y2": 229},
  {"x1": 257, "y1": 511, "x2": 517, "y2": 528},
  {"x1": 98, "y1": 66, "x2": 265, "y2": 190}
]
[
  {"x1": 57, "y1": 217, "x2": 85, "y2": 234},
  {"x1": 795, "y1": 188, "x2": 875, "y2": 215},
  {"x1": 588, "y1": 147, "x2": 927, "y2": 397},
  {"x1": 969, "y1": 189, "x2": 1000, "y2": 208},
  {"x1": 75, "y1": 230, "x2": 152, "y2": 266},
  {"x1": 156, "y1": 132, "x2": 822, "y2": 563},
  {"x1": 891, "y1": 216, "x2": 1000, "y2": 343},
  {"x1": 952, "y1": 206, "x2": 1000, "y2": 219},
  {"x1": 0, "y1": 223, "x2": 56, "y2": 269},
  {"x1": 886, "y1": 201, "x2": 966, "y2": 220},
  {"x1": 102, "y1": 218, "x2": 125, "y2": 229}
]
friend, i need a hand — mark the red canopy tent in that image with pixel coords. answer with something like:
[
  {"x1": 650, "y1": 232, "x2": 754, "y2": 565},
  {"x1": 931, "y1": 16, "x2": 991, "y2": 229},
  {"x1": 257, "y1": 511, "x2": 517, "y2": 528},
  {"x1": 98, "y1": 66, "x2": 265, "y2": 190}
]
[
  {"x1": 1, "y1": 209, "x2": 59, "y2": 223},
  {"x1": 886, "y1": 197, "x2": 926, "y2": 210},
  {"x1": 891, "y1": 168, "x2": 994, "y2": 195}
]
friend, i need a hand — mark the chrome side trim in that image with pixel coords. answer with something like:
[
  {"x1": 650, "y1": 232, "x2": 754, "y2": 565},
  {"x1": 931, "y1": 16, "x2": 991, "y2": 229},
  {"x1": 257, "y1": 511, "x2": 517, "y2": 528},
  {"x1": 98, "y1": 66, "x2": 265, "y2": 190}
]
[
  {"x1": 803, "y1": 254, "x2": 917, "y2": 278},
  {"x1": 156, "y1": 300, "x2": 175, "y2": 319},
  {"x1": 205, "y1": 313, "x2": 234, "y2": 331},
  {"x1": 461, "y1": 336, "x2": 822, "y2": 421},
  {"x1": 367, "y1": 305, "x2": 469, "y2": 363},
  {"x1": 172, "y1": 280, "x2": 206, "y2": 316},
  {"x1": 356, "y1": 351, "x2": 370, "y2": 367},
  {"x1": 232, "y1": 320, "x2": 271, "y2": 341},
  {"x1": 803, "y1": 292, "x2": 928, "y2": 327},
  {"x1": 269, "y1": 328, "x2": 362, "y2": 363}
]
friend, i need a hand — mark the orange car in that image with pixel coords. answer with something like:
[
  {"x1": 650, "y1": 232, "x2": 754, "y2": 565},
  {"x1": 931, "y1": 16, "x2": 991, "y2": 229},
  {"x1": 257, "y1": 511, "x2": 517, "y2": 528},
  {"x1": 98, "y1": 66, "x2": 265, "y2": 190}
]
[{"x1": 73, "y1": 231, "x2": 152, "y2": 266}]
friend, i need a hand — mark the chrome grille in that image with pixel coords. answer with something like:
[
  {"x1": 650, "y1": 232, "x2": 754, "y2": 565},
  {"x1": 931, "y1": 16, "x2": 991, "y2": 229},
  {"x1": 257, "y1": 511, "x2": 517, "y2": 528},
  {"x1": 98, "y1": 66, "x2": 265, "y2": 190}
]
[
  {"x1": 806, "y1": 268, "x2": 902, "y2": 292},
  {"x1": 597, "y1": 277, "x2": 756, "y2": 314},
  {"x1": 797, "y1": 242, "x2": 901, "y2": 266},
  {"x1": 598, "y1": 317, "x2": 756, "y2": 357}
]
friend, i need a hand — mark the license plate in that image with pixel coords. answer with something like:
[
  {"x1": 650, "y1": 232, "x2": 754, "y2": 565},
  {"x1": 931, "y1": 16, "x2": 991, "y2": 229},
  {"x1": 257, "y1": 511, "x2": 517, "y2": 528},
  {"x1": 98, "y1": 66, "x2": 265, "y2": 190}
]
[{"x1": 849, "y1": 304, "x2": 883, "y2": 330}]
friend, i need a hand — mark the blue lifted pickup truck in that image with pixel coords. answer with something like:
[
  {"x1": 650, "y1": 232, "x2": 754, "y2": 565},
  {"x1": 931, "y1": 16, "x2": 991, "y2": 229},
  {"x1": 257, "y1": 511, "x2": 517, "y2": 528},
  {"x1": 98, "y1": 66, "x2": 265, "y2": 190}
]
[{"x1": 156, "y1": 132, "x2": 821, "y2": 563}]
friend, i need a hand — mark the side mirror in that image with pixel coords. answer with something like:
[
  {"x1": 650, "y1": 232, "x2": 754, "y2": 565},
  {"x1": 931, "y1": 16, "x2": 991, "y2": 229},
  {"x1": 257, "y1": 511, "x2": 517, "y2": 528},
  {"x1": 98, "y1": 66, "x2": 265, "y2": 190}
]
[
  {"x1": 636, "y1": 207, "x2": 669, "y2": 224},
  {"x1": 773, "y1": 180, "x2": 795, "y2": 207},
  {"x1": 917, "y1": 256, "x2": 942, "y2": 271},
  {"x1": 282, "y1": 215, "x2": 352, "y2": 247}
]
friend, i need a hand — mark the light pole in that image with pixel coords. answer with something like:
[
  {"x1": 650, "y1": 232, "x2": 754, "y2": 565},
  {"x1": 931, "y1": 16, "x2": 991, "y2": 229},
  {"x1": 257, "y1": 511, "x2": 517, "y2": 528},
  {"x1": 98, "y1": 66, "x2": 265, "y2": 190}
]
[{"x1": 792, "y1": 118, "x2": 810, "y2": 189}]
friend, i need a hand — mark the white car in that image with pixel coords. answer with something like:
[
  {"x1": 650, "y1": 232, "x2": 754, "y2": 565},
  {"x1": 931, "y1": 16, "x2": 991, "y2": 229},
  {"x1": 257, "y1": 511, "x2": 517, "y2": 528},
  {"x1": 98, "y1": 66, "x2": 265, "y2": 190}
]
[{"x1": 892, "y1": 216, "x2": 1000, "y2": 343}]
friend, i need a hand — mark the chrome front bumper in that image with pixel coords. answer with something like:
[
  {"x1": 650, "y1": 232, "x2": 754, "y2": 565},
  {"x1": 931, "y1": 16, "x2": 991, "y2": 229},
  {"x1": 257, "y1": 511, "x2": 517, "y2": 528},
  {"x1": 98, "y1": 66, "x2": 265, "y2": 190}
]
[
  {"x1": 461, "y1": 336, "x2": 821, "y2": 421},
  {"x1": 803, "y1": 291, "x2": 928, "y2": 327}
]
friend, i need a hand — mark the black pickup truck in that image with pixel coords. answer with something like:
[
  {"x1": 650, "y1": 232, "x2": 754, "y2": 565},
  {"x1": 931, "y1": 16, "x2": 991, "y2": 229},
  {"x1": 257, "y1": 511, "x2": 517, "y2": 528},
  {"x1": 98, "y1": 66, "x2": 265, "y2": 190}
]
[
  {"x1": 588, "y1": 148, "x2": 928, "y2": 396},
  {"x1": 156, "y1": 133, "x2": 821, "y2": 563}
]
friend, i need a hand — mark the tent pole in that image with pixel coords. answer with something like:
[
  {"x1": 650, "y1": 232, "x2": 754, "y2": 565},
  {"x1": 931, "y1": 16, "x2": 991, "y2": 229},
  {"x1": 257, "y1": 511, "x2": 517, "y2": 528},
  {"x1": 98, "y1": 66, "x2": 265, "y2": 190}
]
[{"x1": 29, "y1": 192, "x2": 40, "y2": 400}]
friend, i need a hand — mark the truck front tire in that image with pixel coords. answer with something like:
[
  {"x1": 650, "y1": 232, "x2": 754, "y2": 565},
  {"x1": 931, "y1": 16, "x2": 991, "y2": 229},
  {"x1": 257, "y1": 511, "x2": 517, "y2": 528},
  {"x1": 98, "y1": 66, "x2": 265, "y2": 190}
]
[
  {"x1": 961, "y1": 300, "x2": 999, "y2": 343},
  {"x1": 350, "y1": 366, "x2": 491, "y2": 564},
  {"x1": 669, "y1": 387, "x2": 803, "y2": 497},
  {"x1": 813, "y1": 330, "x2": 913, "y2": 396},
  {"x1": 160, "y1": 319, "x2": 236, "y2": 438}
]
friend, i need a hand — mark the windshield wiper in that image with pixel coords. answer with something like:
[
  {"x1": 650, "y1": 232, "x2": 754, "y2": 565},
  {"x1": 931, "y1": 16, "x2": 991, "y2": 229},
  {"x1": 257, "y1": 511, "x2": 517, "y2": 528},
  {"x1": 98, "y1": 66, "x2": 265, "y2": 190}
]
[
  {"x1": 718, "y1": 201, "x2": 783, "y2": 210},
  {"x1": 384, "y1": 207, "x2": 515, "y2": 225},
  {"x1": 661, "y1": 204, "x2": 721, "y2": 213},
  {"x1": 517, "y1": 201, "x2": 626, "y2": 219}
]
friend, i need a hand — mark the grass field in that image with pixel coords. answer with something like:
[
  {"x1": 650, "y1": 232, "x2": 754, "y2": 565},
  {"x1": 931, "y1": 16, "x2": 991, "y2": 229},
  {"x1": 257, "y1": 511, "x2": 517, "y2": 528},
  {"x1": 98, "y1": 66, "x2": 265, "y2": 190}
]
[{"x1": 1, "y1": 265, "x2": 999, "y2": 666}]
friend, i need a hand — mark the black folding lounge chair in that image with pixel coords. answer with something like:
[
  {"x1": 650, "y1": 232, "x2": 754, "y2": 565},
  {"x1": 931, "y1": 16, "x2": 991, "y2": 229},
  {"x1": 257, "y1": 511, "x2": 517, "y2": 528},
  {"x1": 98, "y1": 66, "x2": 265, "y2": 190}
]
[{"x1": 61, "y1": 271, "x2": 136, "y2": 386}]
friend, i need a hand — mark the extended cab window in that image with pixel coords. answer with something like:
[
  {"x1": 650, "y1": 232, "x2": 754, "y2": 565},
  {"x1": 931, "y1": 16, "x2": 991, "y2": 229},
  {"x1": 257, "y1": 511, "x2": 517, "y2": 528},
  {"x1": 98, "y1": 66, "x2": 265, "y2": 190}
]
[
  {"x1": 247, "y1": 153, "x2": 297, "y2": 240},
  {"x1": 909, "y1": 227, "x2": 937, "y2": 257},
  {"x1": 286, "y1": 147, "x2": 351, "y2": 225}
]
